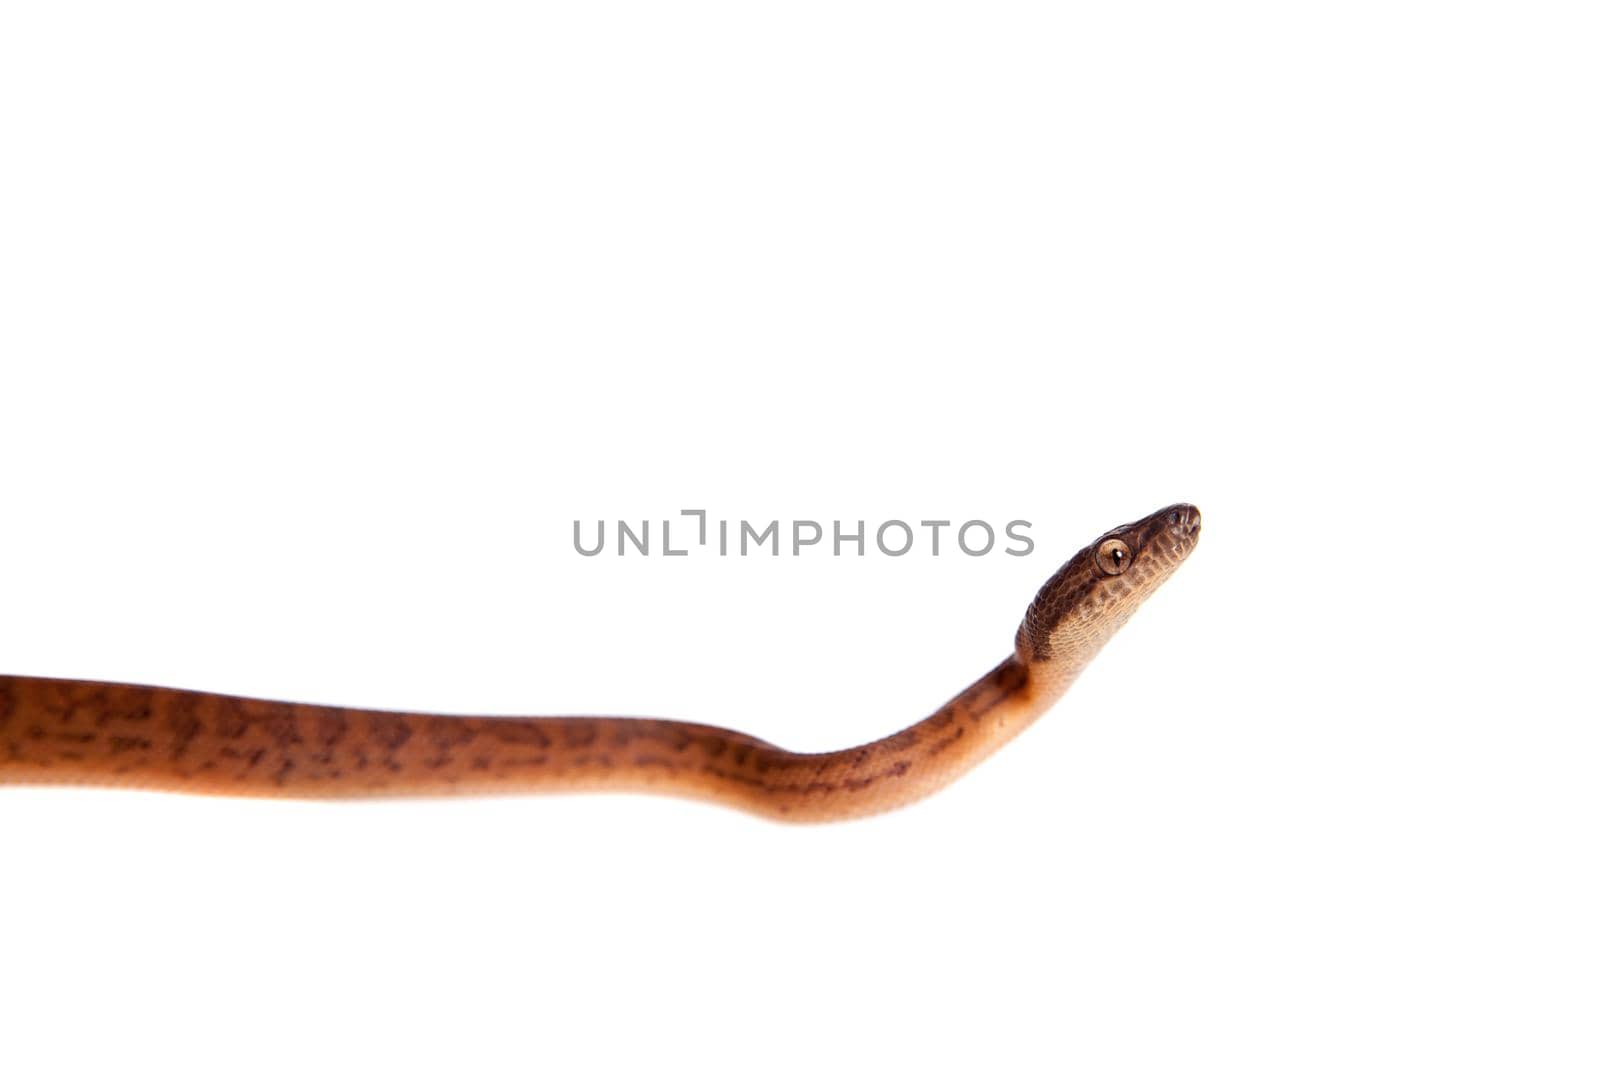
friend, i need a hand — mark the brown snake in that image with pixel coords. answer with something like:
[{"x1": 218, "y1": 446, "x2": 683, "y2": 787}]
[{"x1": 0, "y1": 504, "x2": 1199, "y2": 821}]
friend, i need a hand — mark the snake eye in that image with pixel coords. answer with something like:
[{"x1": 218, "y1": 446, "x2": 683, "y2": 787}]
[{"x1": 1096, "y1": 539, "x2": 1132, "y2": 576}]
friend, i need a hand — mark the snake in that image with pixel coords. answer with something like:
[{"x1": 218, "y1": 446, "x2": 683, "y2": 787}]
[{"x1": 0, "y1": 503, "x2": 1199, "y2": 821}]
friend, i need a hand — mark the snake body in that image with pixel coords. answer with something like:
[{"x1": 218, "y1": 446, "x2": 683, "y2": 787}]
[{"x1": 0, "y1": 504, "x2": 1199, "y2": 821}]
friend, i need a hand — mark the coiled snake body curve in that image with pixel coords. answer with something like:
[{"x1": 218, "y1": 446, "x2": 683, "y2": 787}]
[{"x1": 0, "y1": 504, "x2": 1200, "y2": 821}]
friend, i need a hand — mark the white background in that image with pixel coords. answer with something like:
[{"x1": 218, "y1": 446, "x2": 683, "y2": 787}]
[{"x1": 2, "y1": 2, "x2": 1595, "y2": 1064}]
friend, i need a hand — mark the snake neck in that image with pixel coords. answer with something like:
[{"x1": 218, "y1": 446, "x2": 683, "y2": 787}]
[{"x1": 1014, "y1": 626, "x2": 1105, "y2": 709}]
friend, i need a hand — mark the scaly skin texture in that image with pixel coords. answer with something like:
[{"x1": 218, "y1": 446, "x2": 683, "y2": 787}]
[{"x1": 0, "y1": 504, "x2": 1200, "y2": 821}]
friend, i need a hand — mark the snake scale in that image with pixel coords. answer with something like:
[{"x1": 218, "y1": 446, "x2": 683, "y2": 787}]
[{"x1": 0, "y1": 504, "x2": 1199, "y2": 821}]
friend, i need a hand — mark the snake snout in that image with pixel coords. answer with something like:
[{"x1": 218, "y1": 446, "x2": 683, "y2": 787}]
[{"x1": 1166, "y1": 504, "x2": 1202, "y2": 537}]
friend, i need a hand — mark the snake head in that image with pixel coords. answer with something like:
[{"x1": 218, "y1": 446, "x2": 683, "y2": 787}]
[{"x1": 1016, "y1": 503, "x2": 1201, "y2": 665}]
